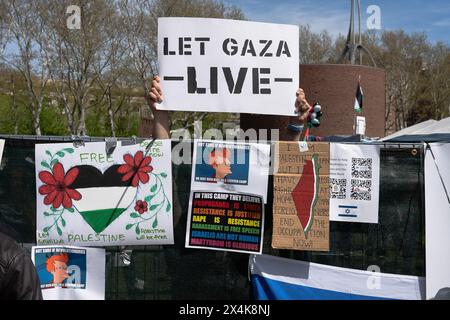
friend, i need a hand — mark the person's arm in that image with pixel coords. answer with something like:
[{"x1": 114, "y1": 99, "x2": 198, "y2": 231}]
[
  {"x1": 3, "y1": 251, "x2": 43, "y2": 300},
  {"x1": 285, "y1": 88, "x2": 311, "y2": 141},
  {"x1": 148, "y1": 77, "x2": 312, "y2": 141},
  {"x1": 148, "y1": 76, "x2": 170, "y2": 139}
]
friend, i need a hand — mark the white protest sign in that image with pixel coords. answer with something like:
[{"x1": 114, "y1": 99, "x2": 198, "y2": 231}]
[
  {"x1": 186, "y1": 139, "x2": 270, "y2": 254},
  {"x1": 32, "y1": 246, "x2": 105, "y2": 300},
  {"x1": 35, "y1": 140, "x2": 173, "y2": 246},
  {"x1": 329, "y1": 144, "x2": 380, "y2": 224},
  {"x1": 190, "y1": 139, "x2": 271, "y2": 203},
  {"x1": 355, "y1": 116, "x2": 366, "y2": 135},
  {"x1": 425, "y1": 143, "x2": 450, "y2": 299},
  {"x1": 158, "y1": 17, "x2": 299, "y2": 115},
  {"x1": 0, "y1": 139, "x2": 4, "y2": 164}
]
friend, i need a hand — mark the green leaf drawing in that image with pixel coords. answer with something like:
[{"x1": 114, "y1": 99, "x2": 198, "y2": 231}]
[
  {"x1": 41, "y1": 161, "x2": 51, "y2": 170},
  {"x1": 150, "y1": 184, "x2": 157, "y2": 193},
  {"x1": 56, "y1": 226, "x2": 62, "y2": 236},
  {"x1": 130, "y1": 212, "x2": 140, "y2": 218},
  {"x1": 149, "y1": 204, "x2": 158, "y2": 211},
  {"x1": 45, "y1": 150, "x2": 52, "y2": 157},
  {"x1": 144, "y1": 195, "x2": 154, "y2": 202},
  {"x1": 135, "y1": 225, "x2": 141, "y2": 235},
  {"x1": 56, "y1": 151, "x2": 65, "y2": 157},
  {"x1": 50, "y1": 206, "x2": 56, "y2": 212},
  {"x1": 64, "y1": 148, "x2": 75, "y2": 154},
  {"x1": 152, "y1": 218, "x2": 158, "y2": 228},
  {"x1": 160, "y1": 172, "x2": 167, "y2": 178},
  {"x1": 50, "y1": 159, "x2": 59, "y2": 167},
  {"x1": 43, "y1": 212, "x2": 50, "y2": 216},
  {"x1": 126, "y1": 224, "x2": 133, "y2": 230},
  {"x1": 43, "y1": 227, "x2": 50, "y2": 233},
  {"x1": 61, "y1": 217, "x2": 66, "y2": 227},
  {"x1": 67, "y1": 207, "x2": 75, "y2": 213},
  {"x1": 166, "y1": 202, "x2": 171, "y2": 212}
]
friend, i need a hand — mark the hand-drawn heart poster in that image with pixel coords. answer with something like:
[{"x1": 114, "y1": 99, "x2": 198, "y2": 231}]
[
  {"x1": 35, "y1": 140, "x2": 173, "y2": 246},
  {"x1": 272, "y1": 142, "x2": 330, "y2": 251},
  {"x1": 32, "y1": 245, "x2": 105, "y2": 300}
]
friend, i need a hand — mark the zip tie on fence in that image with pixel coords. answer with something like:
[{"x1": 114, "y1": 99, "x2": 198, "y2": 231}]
[
  {"x1": 247, "y1": 255, "x2": 253, "y2": 282},
  {"x1": 71, "y1": 135, "x2": 86, "y2": 148},
  {"x1": 426, "y1": 143, "x2": 450, "y2": 204},
  {"x1": 105, "y1": 137, "x2": 117, "y2": 157}
]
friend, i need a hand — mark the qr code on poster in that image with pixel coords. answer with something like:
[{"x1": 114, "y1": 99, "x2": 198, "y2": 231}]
[
  {"x1": 330, "y1": 178, "x2": 347, "y2": 199},
  {"x1": 351, "y1": 179, "x2": 372, "y2": 201},
  {"x1": 351, "y1": 158, "x2": 372, "y2": 179}
]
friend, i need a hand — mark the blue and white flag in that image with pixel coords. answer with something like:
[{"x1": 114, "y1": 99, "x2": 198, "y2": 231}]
[{"x1": 249, "y1": 254, "x2": 425, "y2": 300}]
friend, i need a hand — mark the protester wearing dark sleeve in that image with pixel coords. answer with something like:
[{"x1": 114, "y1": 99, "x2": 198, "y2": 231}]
[{"x1": 0, "y1": 232, "x2": 43, "y2": 300}]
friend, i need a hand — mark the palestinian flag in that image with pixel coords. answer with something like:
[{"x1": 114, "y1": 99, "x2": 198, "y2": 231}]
[
  {"x1": 70, "y1": 165, "x2": 137, "y2": 233},
  {"x1": 354, "y1": 78, "x2": 363, "y2": 113}
]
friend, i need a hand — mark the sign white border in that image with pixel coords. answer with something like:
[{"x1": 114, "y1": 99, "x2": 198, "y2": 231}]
[{"x1": 158, "y1": 17, "x2": 299, "y2": 115}]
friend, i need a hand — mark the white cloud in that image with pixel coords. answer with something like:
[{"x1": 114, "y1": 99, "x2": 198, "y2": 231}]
[{"x1": 433, "y1": 18, "x2": 450, "y2": 27}]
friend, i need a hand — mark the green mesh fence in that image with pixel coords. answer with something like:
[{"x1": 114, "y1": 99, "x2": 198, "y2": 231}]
[{"x1": 0, "y1": 136, "x2": 424, "y2": 299}]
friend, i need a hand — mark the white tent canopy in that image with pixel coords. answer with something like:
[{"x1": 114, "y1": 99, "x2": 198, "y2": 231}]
[{"x1": 381, "y1": 117, "x2": 450, "y2": 142}]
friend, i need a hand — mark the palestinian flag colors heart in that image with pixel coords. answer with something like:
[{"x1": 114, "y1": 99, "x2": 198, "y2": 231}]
[
  {"x1": 291, "y1": 154, "x2": 320, "y2": 238},
  {"x1": 38, "y1": 150, "x2": 154, "y2": 234},
  {"x1": 69, "y1": 165, "x2": 137, "y2": 233}
]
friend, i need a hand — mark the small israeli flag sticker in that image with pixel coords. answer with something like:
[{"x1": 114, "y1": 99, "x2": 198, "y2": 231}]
[{"x1": 338, "y1": 205, "x2": 358, "y2": 218}]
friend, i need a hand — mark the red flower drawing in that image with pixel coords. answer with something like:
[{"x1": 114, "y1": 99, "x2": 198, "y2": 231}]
[
  {"x1": 38, "y1": 162, "x2": 82, "y2": 209},
  {"x1": 117, "y1": 151, "x2": 153, "y2": 187},
  {"x1": 134, "y1": 200, "x2": 148, "y2": 215}
]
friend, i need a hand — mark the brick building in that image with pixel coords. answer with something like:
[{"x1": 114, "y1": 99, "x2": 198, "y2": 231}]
[{"x1": 299, "y1": 64, "x2": 386, "y2": 138}]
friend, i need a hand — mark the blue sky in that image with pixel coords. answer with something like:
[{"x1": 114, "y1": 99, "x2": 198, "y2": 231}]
[{"x1": 223, "y1": 0, "x2": 450, "y2": 44}]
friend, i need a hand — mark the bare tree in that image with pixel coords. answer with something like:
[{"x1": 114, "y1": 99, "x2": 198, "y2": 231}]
[
  {"x1": 299, "y1": 25, "x2": 334, "y2": 64},
  {"x1": 3, "y1": 0, "x2": 446, "y2": 138},
  {"x1": 1, "y1": 0, "x2": 51, "y2": 135},
  {"x1": 92, "y1": 2, "x2": 131, "y2": 137},
  {"x1": 38, "y1": 0, "x2": 119, "y2": 136},
  {"x1": 0, "y1": 0, "x2": 10, "y2": 56},
  {"x1": 119, "y1": 0, "x2": 246, "y2": 134},
  {"x1": 427, "y1": 43, "x2": 450, "y2": 119},
  {"x1": 9, "y1": 75, "x2": 19, "y2": 134},
  {"x1": 376, "y1": 31, "x2": 429, "y2": 131}
]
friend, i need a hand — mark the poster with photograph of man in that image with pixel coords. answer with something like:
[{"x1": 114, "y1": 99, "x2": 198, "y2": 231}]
[
  {"x1": 194, "y1": 141, "x2": 250, "y2": 185},
  {"x1": 34, "y1": 248, "x2": 87, "y2": 290},
  {"x1": 31, "y1": 245, "x2": 105, "y2": 300},
  {"x1": 191, "y1": 140, "x2": 270, "y2": 202}
]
